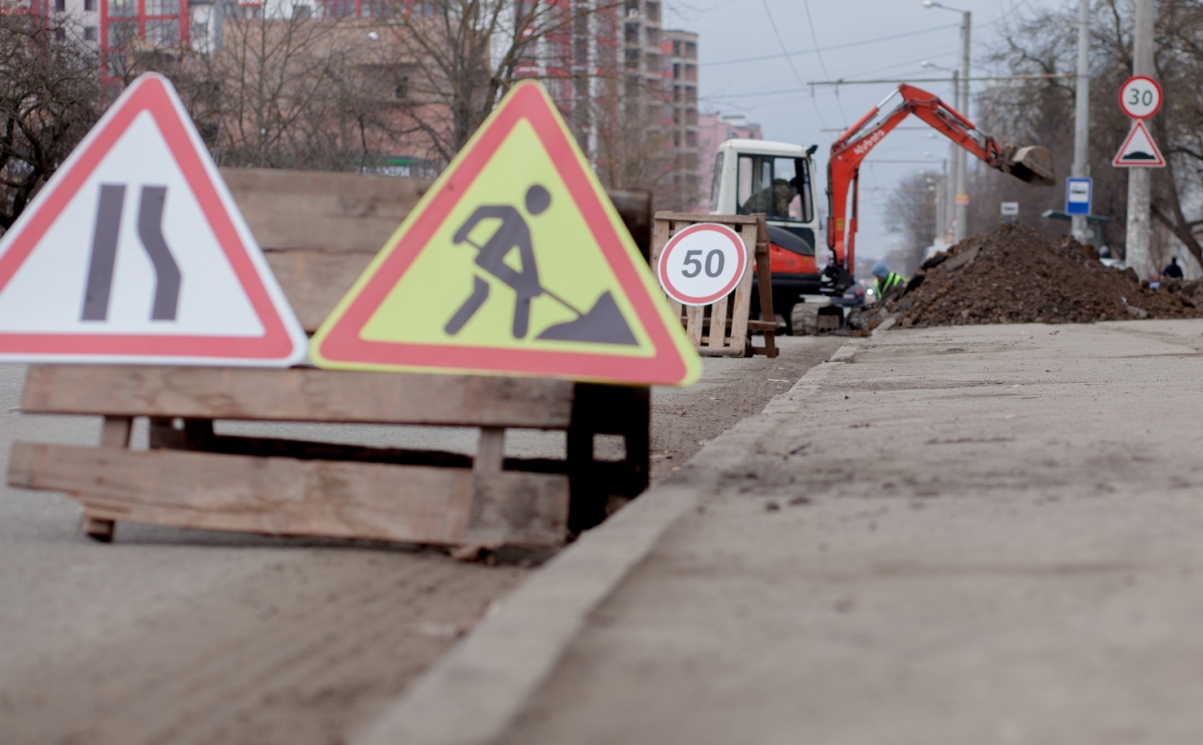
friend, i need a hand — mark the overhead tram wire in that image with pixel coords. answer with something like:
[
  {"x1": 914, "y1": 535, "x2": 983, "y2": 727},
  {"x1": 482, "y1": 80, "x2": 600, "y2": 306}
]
[
  {"x1": 758, "y1": 0, "x2": 828, "y2": 128},
  {"x1": 702, "y1": 23, "x2": 960, "y2": 67},
  {"x1": 799, "y1": 0, "x2": 849, "y2": 126},
  {"x1": 707, "y1": 72, "x2": 1072, "y2": 102}
]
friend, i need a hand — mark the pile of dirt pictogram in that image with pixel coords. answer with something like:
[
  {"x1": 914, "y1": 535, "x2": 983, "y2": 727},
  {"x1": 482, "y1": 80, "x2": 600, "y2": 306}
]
[{"x1": 869, "y1": 224, "x2": 1203, "y2": 329}]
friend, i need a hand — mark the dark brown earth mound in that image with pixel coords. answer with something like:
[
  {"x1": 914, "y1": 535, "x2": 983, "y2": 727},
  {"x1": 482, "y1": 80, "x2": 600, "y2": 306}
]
[{"x1": 886, "y1": 224, "x2": 1203, "y2": 328}]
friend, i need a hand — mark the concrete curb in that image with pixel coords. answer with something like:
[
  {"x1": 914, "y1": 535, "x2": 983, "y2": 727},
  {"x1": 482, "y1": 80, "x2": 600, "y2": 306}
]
[{"x1": 352, "y1": 345, "x2": 855, "y2": 745}]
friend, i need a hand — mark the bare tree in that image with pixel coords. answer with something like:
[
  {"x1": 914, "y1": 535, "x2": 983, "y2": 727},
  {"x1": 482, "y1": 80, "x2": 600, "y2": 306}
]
[
  {"x1": 0, "y1": 14, "x2": 104, "y2": 233},
  {"x1": 589, "y1": 75, "x2": 691, "y2": 206},
  {"x1": 376, "y1": 0, "x2": 622, "y2": 164},
  {"x1": 883, "y1": 170, "x2": 942, "y2": 275},
  {"x1": 978, "y1": 0, "x2": 1203, "y2": 267}
]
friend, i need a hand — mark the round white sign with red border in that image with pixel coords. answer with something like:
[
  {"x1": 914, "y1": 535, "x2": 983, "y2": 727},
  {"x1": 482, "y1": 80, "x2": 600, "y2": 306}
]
[
  {"x1": 657, "y1": 223, "x2": 747, "y2": 306},
  {"x1": 1119, "y1": 75, "x2": 1162, "y2": 119}
]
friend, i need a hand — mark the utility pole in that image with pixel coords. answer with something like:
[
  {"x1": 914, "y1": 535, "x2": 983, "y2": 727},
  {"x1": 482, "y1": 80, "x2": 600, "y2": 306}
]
[
  {"x1": 956, "y1": 8, "x2": 970, "y2": 244},
  {"x1": 924, "y1": 2, "x2": 971, "y2": 243},
  {"x1": 1126, "y1": 0, "x2": 1155, "y2": 278},
  {"x1": 1071, "y1": 0, "x2": 1090, "y2": 242},
  {"x1": 948, "y1": 71, "x2": 959, "y2": 243}
]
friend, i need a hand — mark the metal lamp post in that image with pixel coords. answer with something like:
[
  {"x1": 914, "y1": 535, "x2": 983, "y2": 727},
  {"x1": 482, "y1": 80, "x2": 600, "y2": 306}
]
[
  {"x1": 923, "y1": 0, "x2": 971, "y2": 244},
  {"x1": 921, "y1": 60, "x2": 959, "y2": 244}
]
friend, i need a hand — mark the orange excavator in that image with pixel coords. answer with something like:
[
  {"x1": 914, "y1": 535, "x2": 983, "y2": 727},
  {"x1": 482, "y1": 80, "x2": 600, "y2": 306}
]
[
  {"x1": 823, "y1": 83, "x2": 1054, "y2": 293},
  {"x1": 709, "y1": 84, "x2": 1054, "y2": 332}
]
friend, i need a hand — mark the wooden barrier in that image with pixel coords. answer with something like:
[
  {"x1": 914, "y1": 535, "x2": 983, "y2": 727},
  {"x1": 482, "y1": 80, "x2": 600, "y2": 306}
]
[
  {"x1": 6, "y1": 170, "x2": 652, "y2": 549},
  {"x1": 651, "y1": 212, "x2": 777, "y2": 358}
]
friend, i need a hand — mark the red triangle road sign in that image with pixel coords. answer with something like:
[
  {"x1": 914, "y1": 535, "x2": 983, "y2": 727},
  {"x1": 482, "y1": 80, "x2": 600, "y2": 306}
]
[
  {"x1": 310, "y1": 81, "x2": 700, "y2": 386},
  {"x1": 1113, "y1": 119, "x2": 1166, "y2": 167},
  {"x1": 0, "y1": 73, "x2": 307, "y2": 365}
]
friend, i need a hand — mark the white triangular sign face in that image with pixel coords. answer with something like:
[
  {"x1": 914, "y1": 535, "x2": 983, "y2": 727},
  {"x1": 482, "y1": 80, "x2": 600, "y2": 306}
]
[
  {"x1": 1113, "y1": 119, "x2": 1166, "y2": 168},
  {"x1": 0, "y1": 73, "x2": 307, "y2": 365}
]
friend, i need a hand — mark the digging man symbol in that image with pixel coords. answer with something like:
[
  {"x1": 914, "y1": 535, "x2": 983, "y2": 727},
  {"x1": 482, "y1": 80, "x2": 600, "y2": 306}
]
[{"x1": 446, "y1": 184, "x2": 637, "y2": 346}]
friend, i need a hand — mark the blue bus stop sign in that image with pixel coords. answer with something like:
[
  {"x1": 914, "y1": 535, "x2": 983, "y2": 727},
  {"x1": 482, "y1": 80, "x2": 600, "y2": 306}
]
[{"x1": 1066, "y1": 177, "x2": 1091, "y2": 216}]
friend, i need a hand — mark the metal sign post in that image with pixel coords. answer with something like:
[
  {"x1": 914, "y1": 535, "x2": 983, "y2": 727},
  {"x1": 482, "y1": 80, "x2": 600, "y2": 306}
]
[{"x1": 1123, "y1": 0, "x2": 1156, "y2": 279}]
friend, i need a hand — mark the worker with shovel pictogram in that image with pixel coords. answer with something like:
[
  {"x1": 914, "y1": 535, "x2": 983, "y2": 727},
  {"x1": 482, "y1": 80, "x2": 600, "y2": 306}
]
[{"x1": 446, "y1": 184, "x2": 637, "y2": 346}]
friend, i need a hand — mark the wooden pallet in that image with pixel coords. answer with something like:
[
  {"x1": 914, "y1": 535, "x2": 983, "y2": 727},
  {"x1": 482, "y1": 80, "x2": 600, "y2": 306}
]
[
  {"x1": 6, "y1": 169, "x2": 652, "y2": 549},
  {"x1": 651, "y1": 212, "x2": 777, "y2": 358}
]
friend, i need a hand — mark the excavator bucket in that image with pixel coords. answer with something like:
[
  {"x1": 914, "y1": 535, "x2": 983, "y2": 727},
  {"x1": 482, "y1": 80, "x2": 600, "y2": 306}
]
[{"x1": 1007, "y1": 145, "x2": 1055, "y2": 185}]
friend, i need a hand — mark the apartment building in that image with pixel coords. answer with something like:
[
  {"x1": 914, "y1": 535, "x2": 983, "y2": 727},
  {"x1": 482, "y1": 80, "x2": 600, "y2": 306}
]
[
  {"x1": 661, "y1": 28, "x2": 697, "y2": 207},
  {"x1": 697, "y1": 111, "x2": 762, "y2": 207}
]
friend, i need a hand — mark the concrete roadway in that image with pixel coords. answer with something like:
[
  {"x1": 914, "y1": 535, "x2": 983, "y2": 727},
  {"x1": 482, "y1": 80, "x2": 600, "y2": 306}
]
[
  {"x1": 0, "y1": 336, "x2": 841, "y2": 745},
  {"x1": 480, "y1": 319, "x2": 1203, "y2": 745}
]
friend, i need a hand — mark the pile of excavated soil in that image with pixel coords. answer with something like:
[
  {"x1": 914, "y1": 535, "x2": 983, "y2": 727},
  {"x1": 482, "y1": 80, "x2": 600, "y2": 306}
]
[{"x1": 887, "y1": 224, "x2": 1203, "y2": 328}]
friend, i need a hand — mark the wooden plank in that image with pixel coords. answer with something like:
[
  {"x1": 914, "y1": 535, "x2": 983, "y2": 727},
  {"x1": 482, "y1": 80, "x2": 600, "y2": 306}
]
[
  {"x1": 150, "y1": 430, "x2": 567, "y2": 475},
  {"x1": 654, "y1": 211, "x2": 760, "y2": 225},
  {"x1": 221, "y1": 168, "x2": 431, "y2": 253},
  {"x1": 725, "y1": 223, "x2": 756, "y2": 356},
  {"x1": 87, "y1": 416, "x2": 131, "y2": 542},
  {"x1": 707, "y1": 294, "x2": 729, "y2": 348},
  {"x1": 262, "y1": 250, "x2": 375, "y2": 333},
  {"x1": 752, "y1": 216, "x2": 778, "y2": 358},
  {"x1": 651, "y1": 218, "x2": 683, "y2": 322},
  {"x1": 100, "y1": 416, "x2": 132, "y2": 448},
  {"x1": 475, "y1": 428, "x2": 505, "y2": 474},
  {"x1": 685, "y1": 305, "x2": 704, "y2": 346},
  {"x1": 8, "y1": 443, "x2": 569, "y2": 548},
  {"x1": 22, "y1": 366, "x2": 575, "y2": 428}
]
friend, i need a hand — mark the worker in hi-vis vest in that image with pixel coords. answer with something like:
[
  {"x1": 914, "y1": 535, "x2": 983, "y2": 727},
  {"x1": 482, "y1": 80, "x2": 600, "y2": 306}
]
[{"x1": 871, "y1": 261, "x2": 906, "y2": 302}]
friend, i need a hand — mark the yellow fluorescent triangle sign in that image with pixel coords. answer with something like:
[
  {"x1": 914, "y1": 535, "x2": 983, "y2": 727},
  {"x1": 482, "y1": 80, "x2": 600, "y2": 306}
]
[{"x1": 311, "y1": 81, "x2": 701, "y2": 386}]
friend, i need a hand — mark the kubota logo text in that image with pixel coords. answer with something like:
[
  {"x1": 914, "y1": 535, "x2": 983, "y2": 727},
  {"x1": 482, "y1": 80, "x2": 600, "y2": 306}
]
[{"x1": 852, "y1": 131, "x2": 886, "y2": 156}]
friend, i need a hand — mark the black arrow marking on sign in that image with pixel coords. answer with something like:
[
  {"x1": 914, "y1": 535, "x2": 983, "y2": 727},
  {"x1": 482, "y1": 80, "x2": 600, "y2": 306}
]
[
  {"x1": 136, "y1": 186, "x2": 181, "y2": 320},
  {"x1": 80, "y1": 184, "x2": 181, "y2": 322},
  {"x1": 81, "y1": 184, "x2": 125, "y2": 321}
]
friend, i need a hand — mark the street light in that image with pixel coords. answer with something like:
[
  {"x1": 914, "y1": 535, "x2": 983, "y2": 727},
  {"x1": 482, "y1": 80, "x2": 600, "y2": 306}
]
[
  {"x1": 923, "y1": 0, "x2": 971, "y2": 244},
  {"x1": 920, "y1": 60, "x2": 960, "y2": 246}
]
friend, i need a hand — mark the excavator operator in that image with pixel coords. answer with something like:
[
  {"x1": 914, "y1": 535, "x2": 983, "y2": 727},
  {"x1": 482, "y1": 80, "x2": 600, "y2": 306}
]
[
  {"x1": 742, "y1": 177, "x2": 798, "y2": 220},
  {"x1": 871, "y1": 261, "x2": 906, "y2": 302}
]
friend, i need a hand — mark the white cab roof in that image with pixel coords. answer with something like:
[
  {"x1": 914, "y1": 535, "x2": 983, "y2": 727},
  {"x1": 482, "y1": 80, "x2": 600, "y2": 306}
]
[{"x1": 717, "y1": 139, "x2": 810, "y2": 157}]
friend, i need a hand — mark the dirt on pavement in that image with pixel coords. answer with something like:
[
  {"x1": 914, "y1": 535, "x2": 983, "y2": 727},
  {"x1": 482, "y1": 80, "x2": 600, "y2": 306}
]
[
  {"x1": 866, "y1": 224, "x2": 1203, "y2": 329},
  {"x1": 649, "y1": 337, "x2": 844, "y2": 482}
]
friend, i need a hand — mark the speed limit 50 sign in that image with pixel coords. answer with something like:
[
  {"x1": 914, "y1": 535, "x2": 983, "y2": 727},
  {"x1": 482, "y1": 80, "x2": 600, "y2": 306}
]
[
  {"x1": 656, "y1": 222, "x2": 747, "y2": 306},
  {"x1": 1119, "y1": 75, "x2": 1162, "y2": 119}
]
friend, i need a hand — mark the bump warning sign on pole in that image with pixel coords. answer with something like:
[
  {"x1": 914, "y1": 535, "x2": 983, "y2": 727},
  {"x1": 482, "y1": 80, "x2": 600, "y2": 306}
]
[{"x1": 310, "y1": 81, "x2": 701, "y2": 386}]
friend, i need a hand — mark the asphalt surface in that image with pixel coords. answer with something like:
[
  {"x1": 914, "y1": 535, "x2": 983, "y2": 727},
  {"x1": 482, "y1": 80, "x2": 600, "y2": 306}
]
[
  {"x1": 494, "y1": 320, "x2": 1203, "y2": 745},
  {"x1": 0, "y1": 336, "x2": 841, "y2": 745}
]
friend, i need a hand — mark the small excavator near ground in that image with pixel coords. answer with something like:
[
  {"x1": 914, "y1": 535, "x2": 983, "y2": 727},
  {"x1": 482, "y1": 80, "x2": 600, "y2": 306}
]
[{"x1": 707, "y1": 83, "x2": 1054, "y2": 334}]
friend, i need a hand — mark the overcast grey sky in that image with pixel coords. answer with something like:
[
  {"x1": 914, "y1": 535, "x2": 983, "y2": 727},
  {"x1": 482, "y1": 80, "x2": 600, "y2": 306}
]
[{"x1": 665, "y1": 0, "x2": 1065, "y2": 259}]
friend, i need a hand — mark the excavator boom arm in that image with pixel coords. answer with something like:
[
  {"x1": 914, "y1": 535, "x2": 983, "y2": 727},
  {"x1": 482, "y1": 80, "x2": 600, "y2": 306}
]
[{"x1": 825, "y1": 84, "x2": 1053, "y2": 276}]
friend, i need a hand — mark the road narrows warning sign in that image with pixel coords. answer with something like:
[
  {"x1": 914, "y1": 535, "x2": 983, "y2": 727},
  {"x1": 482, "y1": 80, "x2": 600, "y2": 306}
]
[
  {"x1": 0, "y1": 73, "x2": 307, "y2": 366},
  {"x1": 1112, "y1": 119, "x2": 1166, "y2": 168},
  {"x1": 310, "y1": 81, "x2": 701, "y2": 386}
]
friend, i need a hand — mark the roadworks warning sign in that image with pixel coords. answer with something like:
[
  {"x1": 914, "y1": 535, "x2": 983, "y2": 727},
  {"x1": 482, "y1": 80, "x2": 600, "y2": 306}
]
[{"x1": 311, "y1": 81, "x2": 700, "y2": 386}]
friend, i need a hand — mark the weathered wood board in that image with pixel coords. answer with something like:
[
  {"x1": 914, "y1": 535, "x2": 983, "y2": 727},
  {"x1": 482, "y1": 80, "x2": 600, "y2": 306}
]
[
  {"x1": 21, "y1": 365, "x2": 575, "y2": 428},
  {"x1": 9, "y1": 443, "x2": 569, "y2": 548},
  {"x1": 651, "y1": 212, "x2": 777, "y2": 358}
]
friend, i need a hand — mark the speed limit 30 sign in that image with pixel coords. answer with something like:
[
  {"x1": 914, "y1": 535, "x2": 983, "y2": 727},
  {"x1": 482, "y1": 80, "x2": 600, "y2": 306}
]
[
  {"x1": 656, "y1": 222, "x2": 747, "y2": 306},
  {"x1": 1119, "y1": 75, "x2": 1162, "y2": 119}
]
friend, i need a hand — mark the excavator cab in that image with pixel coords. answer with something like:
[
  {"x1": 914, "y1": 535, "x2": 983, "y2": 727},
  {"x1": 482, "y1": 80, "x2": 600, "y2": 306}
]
[{"x1": 709, "y1": 140, "x2": 846, "y2": 330}]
